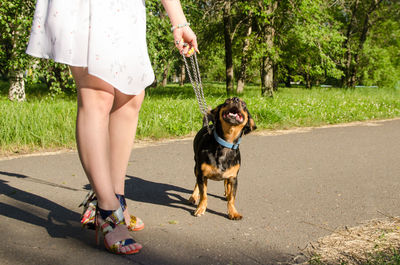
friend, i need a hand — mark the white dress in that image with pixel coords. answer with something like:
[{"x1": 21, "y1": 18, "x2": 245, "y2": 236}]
[{"x1": 26, "y1": 0, "x2": 155, "y2": 95}]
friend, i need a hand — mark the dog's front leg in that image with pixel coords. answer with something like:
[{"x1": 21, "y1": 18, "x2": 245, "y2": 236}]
[
  {"x1": 226, "y1": 177, "x2": 242, "y2": 220},
  {"x1": 194, "y1": 176, "x2": 208, "y2": 217},
  {"x1": 188, "y1": 183, "x2": 199, "y2": 205}
]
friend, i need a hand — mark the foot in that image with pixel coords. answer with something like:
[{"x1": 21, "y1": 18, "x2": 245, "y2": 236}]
[
  {"x1": 194, "y1": 201, "x2": 207, "y2": 217},
  {"x1": 97, "y1": 206, "x2": 142, "y2": 255},
  {"x1": 188, "y1": 195, "x2": 199, "y2": 205},
  {"x1": 228, "y1": 212, "x2": 243, "y2": 220}
]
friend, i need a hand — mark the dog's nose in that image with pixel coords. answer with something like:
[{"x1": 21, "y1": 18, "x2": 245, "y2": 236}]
[{"x1": 232, "y1": 97, "x2": 239, "y2": 103}]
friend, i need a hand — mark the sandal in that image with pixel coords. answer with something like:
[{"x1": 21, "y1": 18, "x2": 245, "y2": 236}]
[
  {"x1": 116, "y1": 194, "x2": 145, "y2": 231},
  {"x1": 79, "y1": 190, "x2": 97, "y2": 230},
  {"x1": 80, "y1": 190, "x2": 144, "y2": 232},
  {"x1": 96, "y1": 206, "x2": 142, "y2": 254}
]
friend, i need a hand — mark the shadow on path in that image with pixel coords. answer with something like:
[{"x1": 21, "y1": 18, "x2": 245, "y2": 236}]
[
  {"x1": 125, "y1": 175, "x2": 229, "y2": 219},
  {"x1": 0, "y1": 172, "x2": 89, "y2": 242},
  {"x1": 83, "y1": 175, "x2": 228, "y2": 219}
]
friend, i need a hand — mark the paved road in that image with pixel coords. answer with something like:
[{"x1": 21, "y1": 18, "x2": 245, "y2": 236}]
[{"x1": 1, "y1": 119, "x2": 399, "y2": 265}]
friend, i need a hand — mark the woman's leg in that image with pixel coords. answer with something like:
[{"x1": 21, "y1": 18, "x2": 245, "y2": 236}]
[
  {"x1": 109, "y1": 89, "x2": 145, "y2": 222},
  {"x1": 71, "y1": 66, "x2": 141, "y2": 253},
  {"x1": 71, "y1": 66, "x2": 120, "y2": 210}
]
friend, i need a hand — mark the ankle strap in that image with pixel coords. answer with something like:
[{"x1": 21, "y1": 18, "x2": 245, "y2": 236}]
[
  {"x1": 98, "y1": 206, "x2": 124, "y2": 224},
  {"x1": 115, "y1": 194, "x2": 127, "y2": 211}
]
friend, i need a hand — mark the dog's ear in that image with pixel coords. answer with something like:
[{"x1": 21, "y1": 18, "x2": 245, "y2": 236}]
[{"x1": 243, "y1": 111, "x2": 257, "y2": 135}]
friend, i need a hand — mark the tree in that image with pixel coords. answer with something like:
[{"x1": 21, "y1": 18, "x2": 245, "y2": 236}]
[
  {"x1": 236, "y1": 3, "x2": 254, "y2": 94},
  {"x1": 358, "y1": 1, "x2": 400, "y2": 87},
  {"x1": 332, "y1": 0, "x2": 392, "y2": 88},
  {"x1": 0, "y1": 0, "x2": 35, "y2": 101},
  {"x1": 222, "y1": 0, "x2": 235, "y2": 94},
  {"x1": 257, "y1": 0, "x2": 278, "y2": 97},
  {"x1": 197, "y1": 0, "x2": 236, "y2": 94},
  {"x1": 280, "y1": 0, "x2": 344, "y2": 88}
]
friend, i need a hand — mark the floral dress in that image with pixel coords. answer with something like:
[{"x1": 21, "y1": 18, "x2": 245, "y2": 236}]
[{"x1": 26, "y1": 0, "x2": 155, "y2": 95}]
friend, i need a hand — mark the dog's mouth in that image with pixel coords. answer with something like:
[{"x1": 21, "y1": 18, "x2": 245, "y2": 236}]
[{"x1": 222, "y1": 107, "x2": 244, "y2": 124}]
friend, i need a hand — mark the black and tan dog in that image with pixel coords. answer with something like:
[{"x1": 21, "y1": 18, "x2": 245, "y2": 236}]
[{"x1": 188, "y1": 97, "x2": 256, "y2": 220}]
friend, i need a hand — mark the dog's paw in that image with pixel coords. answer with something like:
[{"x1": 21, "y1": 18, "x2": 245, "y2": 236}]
[
  {"x1": 188, "y1": 196, "x2": 198, "y2": 205},
  {"x1": 228, "y1": 213, "x2": 243, "y2": 220},
  {"x1": 194, "y1": 207, "x2": 206, "y2": 217}
]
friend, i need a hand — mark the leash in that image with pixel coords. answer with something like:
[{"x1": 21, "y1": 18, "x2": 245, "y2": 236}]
[
  {"x1": 181, "y1": 52, "x2": 212, "y2": 134},
  {"x1": 182, "y1": 50, "x2": 242, "y2": 149}
]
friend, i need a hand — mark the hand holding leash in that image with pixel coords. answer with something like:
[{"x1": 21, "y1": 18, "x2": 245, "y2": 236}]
[{"x1": 173, "y1": 23, "x2": 199, "y2": 57}]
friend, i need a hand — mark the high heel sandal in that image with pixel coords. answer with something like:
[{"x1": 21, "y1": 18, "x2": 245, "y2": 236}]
[
  {"x1": 116, "y1": 194, "x2": 145, "y2": 231},
  {"x1": 79, "y1": 190, "x2": 97, "y2": 230},
  {"x1": 96, "y1": 206, "x2": 142, "y2": 255},
  {"x1": 80, "y1": 190, "x2": 144, "y2": 231}
]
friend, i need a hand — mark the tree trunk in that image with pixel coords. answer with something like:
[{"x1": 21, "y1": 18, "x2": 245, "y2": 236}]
[
  {"x1": 180, "y1": 63, "x2": 185, "y2": 86},
  {"x1": 172, "y1": 71, "x2": 178, "y2": 83},
  {"x1": 260, "y1": 2, "x2": 277, "y2": 97},
  {"x1": 162, "y1": 62, "x2": 170, "y2": 87},
  {"x1": 261, "y1": 56, "x2": 274, "y2": 97},
  {"x1": 223, "y1": 0, "x2": 234, "y2": 95},
  {"x1": 343, "y1": 0, "x2": 381, "y2": 88},
  {"x1": 236, "y1": 17, "x2": 253, "y2": 94},
  {"x1": 342, "y1": 0, "x2": 359, "y2": 88},
  {"x1": 273, "y1": 64, "x2": 278, "y2": 91},
  {"x1": 284, "y1": 66, "x2": 292, "y2": 87},
  {"x1": 305, "y1": 71, "x2": 312, "y2": 89},
  {"x1": 8, "y1": 69, "x2": 25, "y2": 102},
  {"x1": 349, "y1": 5, "x2": 373, "y2": 88}
]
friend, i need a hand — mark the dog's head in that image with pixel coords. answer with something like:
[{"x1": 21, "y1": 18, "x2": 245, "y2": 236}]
[{"x1": 207, "y1": 97, "x2": 256, "y2": 142}]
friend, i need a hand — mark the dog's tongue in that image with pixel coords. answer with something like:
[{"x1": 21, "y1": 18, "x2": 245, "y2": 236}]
[{"x1": 229, "y1": 112, "x2": 243, "y2": 122}]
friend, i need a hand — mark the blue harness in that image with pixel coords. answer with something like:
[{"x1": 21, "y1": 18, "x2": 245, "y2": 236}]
[{"x1": 213, "y1": 129, "x2": 242, "y2": 150}]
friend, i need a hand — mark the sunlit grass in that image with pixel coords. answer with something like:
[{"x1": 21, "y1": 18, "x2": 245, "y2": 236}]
[{"x1": 1, "y1": 80, "x2": 399, "y2": 155}]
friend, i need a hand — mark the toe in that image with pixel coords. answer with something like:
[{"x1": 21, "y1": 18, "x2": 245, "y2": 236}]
[
  {"x1": 134, "y1": 243, "x2": 142, "y2": 250},
  {"x1": 120, "y1": 245, "x2": 128, "y2": 254}
]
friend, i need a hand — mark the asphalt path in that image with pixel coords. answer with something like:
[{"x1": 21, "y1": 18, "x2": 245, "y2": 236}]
[{"x1": 1, "y1": 119, "x2": 399, "y2": 265}]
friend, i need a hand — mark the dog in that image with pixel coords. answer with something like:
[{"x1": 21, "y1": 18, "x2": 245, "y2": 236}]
[{"x1": 188, "y1": 97, "x2": 256, "y2": 220}]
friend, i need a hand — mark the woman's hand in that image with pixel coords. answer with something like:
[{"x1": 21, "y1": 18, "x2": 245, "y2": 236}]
[
  {"x1": 173, "y1": 26, "x2": 199, "y2": 57},
  {"x1": 161, "y1": 0, "x2": 199, "y2": 56}
]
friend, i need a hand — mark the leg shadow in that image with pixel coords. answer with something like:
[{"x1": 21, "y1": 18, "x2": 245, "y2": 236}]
[{"x1": 0, "y1": 176, "x2": 92, "y2": 244}]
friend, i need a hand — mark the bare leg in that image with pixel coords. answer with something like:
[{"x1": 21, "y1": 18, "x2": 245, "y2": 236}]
[
  {"x1": 109, "y1": 89, "x2": 145, "y2": 223},
  {"x1": 70, "y1": 66, "x2": 140, "y2": 253},
  {"x1": 71, "y1": 67, "x2": 120, "y2": 210}
]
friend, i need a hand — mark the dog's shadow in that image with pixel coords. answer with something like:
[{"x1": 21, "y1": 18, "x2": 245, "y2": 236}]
[{"x1": 84, "y1": 175, "x2": 227, "y2": 219}]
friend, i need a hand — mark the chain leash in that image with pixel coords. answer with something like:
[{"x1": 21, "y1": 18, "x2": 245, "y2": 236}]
[{"x1": 182, "y1": 52, "x2": 212, "y2": 134}]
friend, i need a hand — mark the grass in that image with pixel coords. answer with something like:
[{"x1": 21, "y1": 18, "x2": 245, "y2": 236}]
[
  {"x1": 1, "y1": 80, "x2": 400, "y2": 155},
  {"x1": 305, "y1": 216, "x2": 400, "y2": 265},
  {"x1": 309, "y1": 249, "x2": 400, "y2": 265},
  {"x1": 364, "y1": 249, "x2": 400, "y2": 265}
]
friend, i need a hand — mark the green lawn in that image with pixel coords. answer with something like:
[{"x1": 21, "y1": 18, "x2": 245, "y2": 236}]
[{"x1": 1, "y1": 81, "x2": 400, "y2": 155}]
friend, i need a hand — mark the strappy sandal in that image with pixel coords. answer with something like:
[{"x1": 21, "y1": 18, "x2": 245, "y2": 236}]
[
  {"x1": 96, "y1": 206, "x2": 142, "y2": 254},
  {"x1": 79, "y1": 190, "x2": 97, "y2": 230},
  {"x1": 80, "y1": 190, "x2": 144, "y2": 232},
  {"x1": 116, "y1": 194, "x2": 145, "y2": 232}
]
